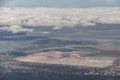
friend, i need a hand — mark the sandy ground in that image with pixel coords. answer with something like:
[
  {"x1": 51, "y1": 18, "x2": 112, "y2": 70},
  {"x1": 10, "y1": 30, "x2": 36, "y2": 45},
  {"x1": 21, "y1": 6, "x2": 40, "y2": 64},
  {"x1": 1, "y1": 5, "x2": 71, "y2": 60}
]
[{"x1": 15, "y1": 51, "x2": 117, "y2": 68}]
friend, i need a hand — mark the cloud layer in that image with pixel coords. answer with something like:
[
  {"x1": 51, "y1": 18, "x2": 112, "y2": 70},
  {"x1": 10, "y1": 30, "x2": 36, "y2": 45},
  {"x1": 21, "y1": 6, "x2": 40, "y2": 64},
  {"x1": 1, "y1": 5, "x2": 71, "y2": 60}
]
[
  {"x1": 0, "y1": 25, "x2": 33, "y2": 33},
  {"x1": 0, "y1": 8, "x2": 120, "y2": 33}
]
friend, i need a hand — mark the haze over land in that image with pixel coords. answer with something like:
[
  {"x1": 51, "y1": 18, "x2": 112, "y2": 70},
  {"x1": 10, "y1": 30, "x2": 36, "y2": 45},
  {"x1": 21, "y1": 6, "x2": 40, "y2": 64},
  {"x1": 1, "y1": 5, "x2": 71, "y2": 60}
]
[
  {"x1": 0, "y1": 7, "x2": 120, "y2": 80},
  {"x1": 0, "y1": 8, "x2": 120, "y2": 50},
  {"x1": 0, "y1": 0, "x2": 120, "y2": 80}
]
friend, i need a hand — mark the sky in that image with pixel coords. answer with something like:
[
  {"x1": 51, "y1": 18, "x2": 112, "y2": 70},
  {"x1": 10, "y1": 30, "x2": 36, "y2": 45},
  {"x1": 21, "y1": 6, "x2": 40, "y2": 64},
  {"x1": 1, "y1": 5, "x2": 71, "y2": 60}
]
[{"x1": 0, "y1": 0, "x2": 120, "y2": 8}]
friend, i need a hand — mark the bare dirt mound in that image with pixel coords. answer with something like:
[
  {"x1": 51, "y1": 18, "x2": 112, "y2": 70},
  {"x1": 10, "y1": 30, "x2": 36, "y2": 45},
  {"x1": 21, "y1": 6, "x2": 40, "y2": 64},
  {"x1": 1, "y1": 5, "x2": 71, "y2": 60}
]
[{"x1": 15, "y1": 51, "x2": 116, "y2": 68}]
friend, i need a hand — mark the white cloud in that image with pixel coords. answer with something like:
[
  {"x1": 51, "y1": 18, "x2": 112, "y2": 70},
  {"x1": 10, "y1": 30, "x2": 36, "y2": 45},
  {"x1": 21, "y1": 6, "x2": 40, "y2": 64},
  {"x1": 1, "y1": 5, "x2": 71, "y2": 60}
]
[
  {"x1": 0, "y1": 8, "x2": 120, "y2": 30},
  {"x1": 0, "y1": 25, "x2": 33, "y2": 33},
  {"x1": 39, "y1": 31, "x2": 50, "y2": 34}
]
